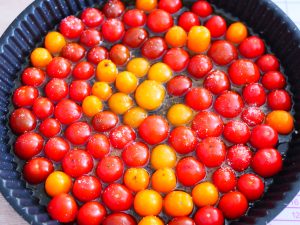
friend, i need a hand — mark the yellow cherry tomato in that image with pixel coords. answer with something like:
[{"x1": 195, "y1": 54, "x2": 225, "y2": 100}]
[
  {"x1": 226, "y1": 22, "x2": 248, "y2": 44},
  {"x1": 151, "y1": 168, "x2": 176, "y2": 193},
  {"x1": 30, "y1": 47, "x2": 53, "y2": 67},
  {"x1": 164, "y1": 191, "x2": 194, "y2": 217},
  {"x1": 123, "y1": 107, "x2": 148, "y2": 128},
  {"x1": 167, "y1": 104, "x2": 193, "y2": 126},
  {"x1": 135, "y1": 80, "x2": 165, "y2": 111},
  {"x1": 134, "y1": 189, "x2": 163, "y2": 216},
  {"x1": 45, "y1": 31, "x2": 66, "y2": 54},
  {"x1": 151, "y1": 144, "x2": 177, "y2": 169},
  {"x1": 108, "y1": 92, "x2": 133, "y2": 114},
  {"x1": 165, "y1": 26, "x2": 187, "y2": 47},
  {"x1": 124, "y1": 168, "x2": 150, "y2": 192},
  {"x1": 127, "y1": 58, "x2": 150, "y2": 78},
  {"x1": 45, "y1": 171, "x2": 72, "y2": 197},
  {"x1": 266, "y1": 110, "x2": 294, "y2": 135},
  {"x1": 138, "y1": 216, "x2": 164, "y2": 225},
  {"x1": 192, "y1": 182, "x2": 219, "y2": 207},
  {"x1": 188, "y1": 26, "x2": 211, "y2": 53},
  {"x1": 82, "y1": 95, "x2": 103, "y2": 117},
  {"x1": 136, "y1": 0, "x2": 157, "y2": 12},
  {"x1": 96, "y1": 59, "x2": 118, "y2": 83},
  {"x1": 92, "y1": 82, "x2": 112, "y2": 101},
  {"x1": 116, "y1": 71, "x2": 138, "y2": 94},
  {"x1": 148, "y1": 62, "x2": 173, "y2": 83}
]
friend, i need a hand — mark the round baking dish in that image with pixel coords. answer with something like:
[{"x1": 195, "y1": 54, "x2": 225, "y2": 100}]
[{"x1": 0, "y1": 0, "x2": 300, "y2": 224}]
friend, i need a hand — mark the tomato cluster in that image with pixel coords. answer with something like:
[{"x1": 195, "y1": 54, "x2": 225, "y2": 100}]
[{"x1": 10, "y1": 0, "x2": 294, "y2": 224}]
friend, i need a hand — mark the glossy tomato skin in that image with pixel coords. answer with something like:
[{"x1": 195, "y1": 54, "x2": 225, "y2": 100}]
[
  {"x1": 176, "y1": 157, "x2": 206, "y2": 186},
  {"x1": 167, "y1": 75, "x2": 192, "y2": 96},
  {"x1": 14, "y1": 132, "x2": 43, "y2": 160},
  {"x1": 188, "y1": 55, "x2": 213, "y2": 78},
  {"x1": 81, "y1": 8, "x2": 104, "y2": 27},
  {"x1": 102, "y1": 212, "x2": 137, "y2": 225},
  {"x1": 139, "y1": 115, "x2": 169, "y2": 145},
  {"x1": 46, "y1": 57, "x2": 71, "y2": 78},
  {"x1": 237, "y1": 174, "x2": 264, "y2": 201},
  {"x1": 123, "y1": 9, "x2": 147, "y2": 27},
  {"x1": 261, "y1": 71, "x2": 286, "y2": 90},
  {"x1": 62, "y1": 149, "x2": 93, "y2": 178},
  {"x1": 77, "y1": 202, "x2": 106, "y2": 225},
  {"x1": 65, "y1": 122, "x2": 91, "y2": 145},
  {"x1": 169, "y1": 126, "x2": 197, "y2": 154},
  {"x1": 223, "y1": 120, "x2": 250, "y2": 144},
  {"x1": 13, "y1": 86, "x2": 39, "y2": 107},
  {"x1": 21, "y1": 67, "x2": 45, "y2": 87},
  {"x1": 102, "y1": 18, "x2": 125, "y2": 42},
  {"x1": 54, "y1": 99, "x2": 82, "y2": 124},
  {"x1": 178, "y1": 12, "x2": 200, "y2": 32},
  {"x1": 241, "y1": 107, "x2": 265, "y2": 127},
  {"x1": 169, "y1": 217, "x2": 195, "y2": 225},
  {"x1": 158, "y1": 0, "x2": 182, "y2": 13},
  {"x1": 10, "y1": 108, "x2": 37, "y2": 134},
  {"x1": 59, "y1": 15, "x2": 84, "y2": 39},
  {"x1": 141, "y1": 37, "x2": 168, "y2": 60},
  {"x1": 92, "y1": 111, "x2": 119, "y2": 132},
  {"x1": 45, "y1": 78, "x2": 68, "y2": 102},
  {"x1": 122, "y1": 142, "x2": 150, "y2": 167},
  {"x1": 196, "y1": 137, "x2": 226, "y2": 167},
  {"x1": 80, "y1": 29, "x2": 102, "y2": 47},
  {"x1": 69, "y1": 80, "x2": 91, "y2": 102},
  {"x1": 212, "y1": 167, "x2": 237, "y2": 193},
  {"x1": 123, "y1": 27, "x2": 148, "y2": 48},
  {"x1": 87, "y1": 134, "x2": 110, "y2": 159},
  {"x1": 227, "y1": 145, "x2": 252, "y2": 172},
  {"x1": 147, "y1": 9, "x2": 173, "y2": 33},
  {"x1": 73, "y1": 61, "x2": 95, "y2": 80},
  {"x1": 194, "y1": 206, "x2": 224, "y2": 225},
  {"x1": 239, "y1": 36, "x2": 265, "y2": 58},
  {"x1": 47, "y1": 193, "x2": 78, "y2": 223},
  {"x1": 267, "y1": 89, "x2": 292, "y2": 111},
  {"x1": 256, "y1": 54, "x2": 280, "y2": 72},
  {"x1": 39, "y1": 118, "x2": 61, "y2": 138},
  {"x1": 110, "y1": 44, "x2": 131, "y2": 65},
  {"x1": 163, "y1": 48, "x2": 189, "y2": 72},
  {"x1": 44, "y1": 137, "x2": 70, "y2": 162},
  {"x1": 251, "y1": 148, "x2": 282, "y2": 177},
  {"x1": 32, "y1": 97, "x2": 54, "y2": 119},
  {"x1": 103, "y1": 0, "x2": 125, "y2": 18},
  {"x1": 192, "y1": 1, "x2": 213, "y2": 17},
  {"x1": 208, "y1": 40, "x2": 238, "y2": 65},
  {"x1": 96, "y1": 156, "x2": 124, "y2": 183},
  {"x1": 109, "y1": 125, "x2": 136, "y2": 149},
  {"x1": 185, "y1": 87, "x2": 213, "y2": 111},
  {"x1": 23, "y1": 157, "x2": 54, "y2": 184},
  {"x1": 214, "y1": 91, "x2": 244, "y2": 118},
  {"x1": 205, "y1": 15, "x2": 227, "y2": 38},
  {"x1": 204, "y1": 70, "x2": 230, "y2": 95},
  {"x1": 102, "y1": 183, "x2": 134, "y2": 211},
  {"x1": 61, "y1": 43, "x2": 86, "y2": 62},
  {"x1": 242, "y1": 83, "x2": 266, "y2": 106},
  {"x1": 87, "y1": 46, "x2": 109, "y2": 64},
  {"x1": 250, "y1": 124, "x2": 278, "y2": 149},
  {"x1": 72, "y1": 175, "x2": 102, "y2": 202}
]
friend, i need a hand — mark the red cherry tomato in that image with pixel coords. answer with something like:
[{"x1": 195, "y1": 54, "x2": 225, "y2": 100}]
[
  {"x1": 194, "y1": 206, "x2": 224, "y2": 225},
  {"x1": 81, "y1": 8, "x2": 104, "y2": 27},
  {"x1": 176, "y1": 157, "x2": 206, "y2": 186},
  {"x1": 214, "y1": 91, "x2": 244, "y2": 118},
  {"x1": 239, "y1": 36, "x2": 265, "y2": 58},
  {"x1": 196, "y1": 137, "x2": 226, "y2": 167},
  {"x1": 250, "y1": 124, "x2": 278, "y2": 149},
  {"x1": 61, "y1": 43, "x2": 86, "y2": 62},
  {"x1": 59, "y1": 15, "x2": 84, "y2": 39},
  {"x1": 77, "y1": 202, "x2": 106, "y2": 225},
  {"x1": 123, "y1": 9, "x2": 147, "y2": 27},
  {"x1": 188, "y1": 55, "x2": 213, "y2": 78},
  {"x1": 237, "y1": 174, "x2": 264, "y2": 201},
  {"x1": 227, "y1": 145, "x2": 252, "y2": 172},
  {"x1": 163, "y1": 48, "x2": 189, "y2": 72},
  {"x1": 169, "y1": 217, "x2": 195, "y2": 225},
  {"x1": 203, "y1": 70, "x2": 230, "y2": 95},
  {"x1": 251, "y1": 148, "x2": 282, "y2": 177},
  {"x1": 109, "y1": 125, "x2": 136, "y2": 149},
  {"x1": 102, "y1": 18, "x2": 125, "y2": 42},
  {"x1": 87, "y1": 46, "x2": 109, "y2": 64},
  {"x1": 122, "y1": 142, "x2": 150, "y2": 167},
  {"x1": 102, "y1": 212, "x2": 136, "y2": 225},
  {"x1": 92, "y1": 111, "x2": 119, "y2": 132},
  {"x1": 123, "y1": 28, "x2": 148, "y2": 48},
  {"x1": 44, "y1": 137, "x2": 70, "y2": 162},
  {"x1": 228, "y1": 59, "x2": 260, "y2": 85},
  {"x1": 102, "y1": 183, "x2": 133, "y2": 211},
  {"x1": 167, "y1": 75, "x2": 192, "y2": 96},
  {"x1": 205, "y1": 15, "x2": 227, "y2": 38},
  {"x1": 54, "y1": 99, "x2": 82, "y2": 124},
  {"x1": 73, "y1": 61, "x2": 95, "y2": 80},
  {"x1": 10, "y1": 108, "x2": 37, "y2": 134},
  {"x1": 110, "y1": 44, "x2": 131, "y2": 65},
  {"x1": 14, "y1": 132, "x2": 43, "y2": 160},
  {"x1": 241, "y1": 107, "x2": 265, "y2": 127},
  {"x1": 158, "y1": 0, "x2": 182, "y2": 13},
  {"x1": 208, "y1": 40, "x2": 238, "y2": 65},
  {"x1": 65, "y1": 122, "x2": 91, "y2": 145},
  {"x1": 103, "y1": 0, "x2": 125, "y2": 18},
  {"x1": 169, "y1": 126, "x2": 197, "y2": 154},
  {"x1": 87, "y1": 134, "x2": 110, "y2": 159},
  {"x1": 212, "y1": 167, "x2": 237, "y2": 193},
  {"x1": 62, "y1": 149, "x2": 93, "y2": 178},
  {"x1": 23, "y1": 157, "x2": 54, "y2": 184},
  {"x1": 192, "y1": 1, "x2": 213, "y2": 17},
  {"x1": 39, "y1": 118, "x2": 61, "y2": 138},
  {"x1": 139, "y1": 115, "x2": 169, "y2": 145},
  {"x1": 46, "y1": 57, "x2": 71, "y2": 78},
  {"x1": 21, "y1": 67, "x2": 45, "y2": 87},
  {"x1": 267, "y1": 89, "x2": 292, "y2": 111},
  {"x1": 45, "y1": 78, "x2": 68, "y2": 102},
  {"x1": 32, "y1": 97, "x2": 54, "y2": 119},
  {"x1": 73, "y1": 175, "x2": 102, "y2": 202},
  {"x1": 185, "y1": 87, "x2": 213, "y2": 111},
  {"x1": 178, "y1": 12, "x2": 200, "y2": 32},
  {"x1": 80, "y1": 29, "x2": 102, "y2": 47},
  {"x1": 13, "y1": 86, "x2": 39, "y2": 107},
  {"x1": 261, "y1": 71, "x2": 286, "y2": 90},
  {"x1": 47, "y1": 194, "x2": 78, "y2": 223},
  {"x1": 242, "y1": 83, "x2": 266, "y2": 106},
  {"x1": 147, "y1": 9, "x2": 173, "y2": 33},
  {"x1": 69, "y1": 80, "x2": 91, "y2": 102},
  {"x1": 218, "y1": 191, "x2": 248, "y2": 219},
  {"x1": 191, "y1": 111, "x2": 224, "y2": 139},
  {"x1": 96, "y1": 156, "x2": 124, "y2": 183},
  {"x1": 223, "y1": 120, "x2": 250, "y2": 144},
  {"x1": 141, "y1": 37, "x2": 168, "y2": 59},
  {"x1": 256, "y1": 54, "x2": 280, "y2": 72}
]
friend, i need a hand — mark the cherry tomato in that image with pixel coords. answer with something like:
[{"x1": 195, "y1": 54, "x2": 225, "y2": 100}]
[
  {"x1": 261, "y1": 71, "x2": 286, "y2": 90},
  {"x1": 61, "y1": 42, "x2": 86, "y2": 62},
  {"x1": 167, "y1": 75, "x2": 192, "y2": 96},
  {"x1": 212, "y1": 167, "x2": 237, "y2": 193},
  {"x1": 267, "y1": 89, "x2": 292, "y2": 111},
  {"x1": 69, "y1": 80, "x2": 91, "y2": 102},
  {"x1": 169, "y1": 217, "x2": 195, "y2": 225},
  {"x1": 237, "y1": 174, "x2": 264, "y2": 201},
  {"x1": 32, "y1": 97, "x2": 54, "y2": 119},
  {"x1": 80, "y1": 29, "x2": 102, "y2": 47},
  {"x1": 103, "y1": 183, "x2": 134, "y2": 211},
  {"x1": 223, "y1": 120, "x2": 250, "y2": 144},
  {"x1": 165, "y1": 26, "x2": 187, "y2": 47},
  {"x1": 73, "y1": 175, "x2": 102, "y2": 202},
  {"x1": 124, "y1": 168, "x2": 150, "y2": 192},
  {"x1": 196, "y1": 137, "x2": 226, "y2": 167},
  {"x1": 164, "y1": 191, "x2": 194, "y2": 217},
  {"x1": 147, "y1": 9, "x2": 173, "y2": 33},
  {"x1": 188, "y1": 54, "x2": 213, "y2": 78},
  {"x1": 167, "y1": 104, "x2": 193, "y2": 126},
  {"x1": 59, "y1": 15, "x2": 84, "y2": 39},
  {"x1": 96, "y1": 156, "x2": 124, "y2": 183},
  {"x1": 134, "y1": 189, "x2": 163, "y2": 216},
  {"x1": 109, "y1": 125, "x2": 136, "y2": 149},
  {"x1": 21, "y1": 67, "x2": 45, "y2": 87},
  {"x1": 266, "y1": 110, "x2": 294, "y2": 135},
  {"x1": 250, "y1": 124, "x2": 278, "y2": 149},
  {"x1": 87, "y1": 46, "x2": 108, "y2": 64},
  {"x1": 136, "y1": 0, "x2": 157, "y2": 12},
  {"x1": 203, "y1": 70, "x2": 230, "y2": 95},
  {"x1": 23, "y1": 157, "x2": 54, "y2": 184},
  {"x1": 102, "y1": 212, "x2": 136, "y2": 225},
  {"x1": 65, "y1": 122, "x2": 91, "y2": 145},
  {"x1": 10, "y1": 108, "x2": 36, "y2": 134},
  {"x1": 123, "y1": 9, "x2": 147, "y2": 27},
  {"x1": 30, "y1": 47, "x2": 52, "y2": 67},
  {"x1": 192, "y1": 182, "x2": 219, "y2": 207},
  {"x1": 178, "y1": 12, "x2": 200, "y2": 32},
  {"x1": 102, "y1": 18, "x2": 125, "y2": 42},
  {"x1": 46, "y1": 57, "x2": 71, "y2": 78},
  {"x1": 122, "y1": 142, "x2": 150, "y2": 167},
  {"x1": 151, "y1": 144, "x2": 177, "y2": 169},
  {"x1": 151, "y1": 168, "x2": 176, "y2": 193},
  {"x1": 81, "y1": 7, "x2": 104, "y2": 27},
  {"x1": 214, "y1": 91, "x2": 244, "y2": 118},
  {"x1": 169, "y1": 126, "x2": 197, "y2": 154},
  {"x1": 251, "y1": 148, "x2": 282, "y2": 177},
  {"x1": 192, "y1": 1, "x2": 213, "y2": 17},
  {"x1": 44, "y1": 137, "x2": 70, "y2": 162},
  {"x1": 54, "y1": 99, "x2": 82, "y2": 124},
  {"x1": 185, "y1": 87, "x2": 213, "y2": 110},
  {"x1": 241, "y1": 107, "x2": 265, "y2": 127},
  {"x1": 103, "y1": 0, "x2": 125, "y2": 18},
  {"x1": 62, "y1": 149, "x2": 93, "y2": 178},
  {"x1": 158, "y1": 0, "x2": 182, "y2": 13},
  {"x1": 123, "y1": 27, "x2": 148, "y2": 48},
  {"x1": 39, "y1": 118, "x2": 61, "y2": 138},
  {"x1": 256, "y1": 54, "x2": 280, "y2": 72},
  {"x1": 227, "y1": 145, "x2": 252, "y2": 172},
  {"x1": 239, "y1": 36, "x2": 265, "y2": 58},
  {"x1": 141, "y1": 37, "x2": 167, "y2": 59},
  {"x1": 163, "y1": 48, "x2": 189, "y2": 72},
  {"x1": 226, "y1": 22, "x2": 248, "y2": 44},
  {"x1": 208, "y1": 40, "x2": 238, "y2": 65},
  {"x1": 45, "y1": 171, "x2": 72, "y2": 197},
  {"x1": 176, "y1": 157, "x2": 206, "y2": 186},
  {"x1": 92, "y1": 111, "x2": 119, "y2": 132},
  {"x1": 194, "y1": 206, "x2": 224, "y2": 225},
  {"x1": 14, "y1": 132, "x2": 43, "y2": 160},
  {"x1": 87, "y1": 134, "x2": 110, "y2": 159},
  {"x1": 45, "y1": 78, "x2": 68, "y2": 102},
  {"x1": 110, "y1": 44, "x2": 130, "y2": 65},
  {"x1": 205, "y1": 15, "x2": 227, "y2": 38},
  {"x1": 72, "y1": 61, "x2": 95, "y2": 80},
  {"x1": 77, "y1": 202, "x2": 106, "y2": 225},
  {"x1": 13, "y1": 86, "x2": 39, "y2": 107},
  {"x1": 242, "y1": 83, "x2": 266, "y2": 106}
]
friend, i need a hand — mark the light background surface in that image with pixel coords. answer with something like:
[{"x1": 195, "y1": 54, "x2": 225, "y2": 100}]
[{"x1": 0, "y1": 0, "x2": 300, "y2": 224}]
